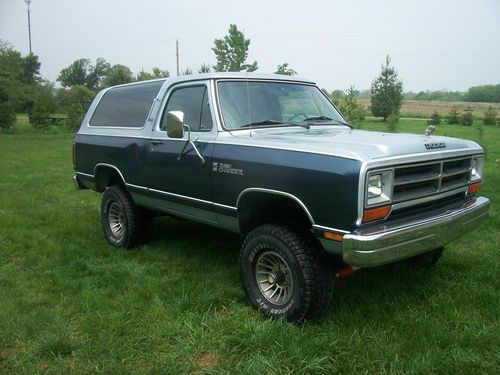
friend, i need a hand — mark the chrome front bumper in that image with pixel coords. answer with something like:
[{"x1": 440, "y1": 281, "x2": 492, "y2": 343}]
[{"x1": 342, "y1": 196, "x2": 490, "y2": 268}]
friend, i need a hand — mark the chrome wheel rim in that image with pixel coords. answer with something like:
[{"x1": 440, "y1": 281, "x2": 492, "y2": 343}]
[
  {"x1": 108, "y1": 202, "x2": 125, "y2": 239},
  {"x1": 255, "y1": 251, "x2": 293, "y2": 306}
]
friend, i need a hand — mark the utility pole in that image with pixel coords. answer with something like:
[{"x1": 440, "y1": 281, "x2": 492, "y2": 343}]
[
  {"x1": 176, "y1": 39, "x2": 179, "y2": 76},
  {"x1": 25, "y1": 0, "x2": 33, "y2": 54}
]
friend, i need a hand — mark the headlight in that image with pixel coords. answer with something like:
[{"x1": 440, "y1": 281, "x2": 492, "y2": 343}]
[
  {"x1": 367, "y1": 174, "x2": 382, "y2": 198},
  {"x1": 366, "y1": 170, "x2": 393, "y2": 206},
  {"x1": 470, "y1": 156, "x2": 484, "y2": 182}
]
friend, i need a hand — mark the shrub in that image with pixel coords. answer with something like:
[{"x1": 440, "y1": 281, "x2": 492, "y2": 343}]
[
  {"x1": 428, "y1": 111, "x2": 441, "y2": 125},
  {"x1": 0, "y1": 102, "x2": 16, "y2": 130},
  {"x1": 387, "y1": 113, "x2": 399, "y2": 132},
  {"x1": 30, "y1": 84, "x2": 55, "y2": 129},
  {"x1": 482, "y1": 106, "x2": 497, "y2": 126},
  {"x1": 0, "y1": 84, "x2": 16, "y2": 130},
  {"x1": 56, "y1": 85, "x2": 95, "y2": 130},
  {"x1": 447, "y1": 107, "x2": 460, "y2": 124},
  {"x1": 66, "y1": 103, "x2": 86, "y2": 130},
  {"x1": 337, "y1": 86, "x2": 365, "y2": 128},
  {"x1": 460, "y1": 106, "x2": 474, "y2": 126}
]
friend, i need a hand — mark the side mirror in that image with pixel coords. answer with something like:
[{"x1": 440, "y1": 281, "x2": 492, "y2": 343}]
[{"x1": 166, "y1": 111, "x2": 185, "y2": 139}]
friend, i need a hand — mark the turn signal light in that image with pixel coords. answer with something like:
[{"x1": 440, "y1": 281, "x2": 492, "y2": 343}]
[
  {"x1": 323, "y1": 232, "x2": 344, "y2": 242},
  {"x1": 363, "y1": 205, "x2": 391, "y2": 223},
  {"x1": 467, "y1": 182, "x2": 481, "y2": 194}
]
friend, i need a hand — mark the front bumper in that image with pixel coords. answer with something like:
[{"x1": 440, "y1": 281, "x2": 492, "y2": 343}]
[{"x1": 342, "y1": 196, "x2": 490, "y2": 268}]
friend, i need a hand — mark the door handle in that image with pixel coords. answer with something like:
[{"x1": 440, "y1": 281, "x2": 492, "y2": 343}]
[{"x1": 151, "y1": 140, "x2": 164, "y2": 145}]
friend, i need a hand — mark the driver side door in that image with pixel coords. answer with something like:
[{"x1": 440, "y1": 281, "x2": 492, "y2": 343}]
[{"x1": 147, "y1": 82, "x2": 217, "y2": 224}]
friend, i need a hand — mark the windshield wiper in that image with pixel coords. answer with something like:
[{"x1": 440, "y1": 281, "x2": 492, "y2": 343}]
[
  {"x1": 303, "y1": 116, "x2": 333, "y2": 122},
  {"x1": 240, "y1": 120, "x2": 309, "y2": 129},
  {"x1": 240, "y1": 120, "x2": 283, "y2": 128},
  {"x1": 302, "y1": 116, "x2": 352, "y2": 128}
]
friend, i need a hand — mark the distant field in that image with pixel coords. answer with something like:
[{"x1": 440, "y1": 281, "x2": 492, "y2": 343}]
[{"x1": 359, "y1": 99, "x2": 500, "y2": 117}]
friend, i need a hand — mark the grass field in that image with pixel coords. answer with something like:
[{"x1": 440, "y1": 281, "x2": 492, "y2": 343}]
[{"x1": 0, "y1": 119, "x2": 499, "y2": 374}]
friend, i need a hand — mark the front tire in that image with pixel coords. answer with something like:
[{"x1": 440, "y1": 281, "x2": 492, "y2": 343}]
[
  {"x1": 239, "y1": 224, "x2": 333, "y2": 322},
  {"x1": 101, "y1": 185, "x2": 143, "y2": 249}
]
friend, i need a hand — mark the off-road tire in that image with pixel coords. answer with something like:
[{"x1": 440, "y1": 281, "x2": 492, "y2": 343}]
[
  {"x1": 240, "y1": 223, "x2": 334, "y2": 323},
  {"x1": 407, "y1": 247, "x2": 444, "y2": 268},
  {"x1": 101, "y1": 185, "x2": 144, "y2": 249}
]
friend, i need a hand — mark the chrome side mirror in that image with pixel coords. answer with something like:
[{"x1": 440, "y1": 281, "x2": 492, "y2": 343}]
[{"x1": 166, "y1": 111, "x2": 185, "y2": 139}]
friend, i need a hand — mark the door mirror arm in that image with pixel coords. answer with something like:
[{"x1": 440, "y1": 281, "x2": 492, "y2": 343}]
[{"x1": 177, "y1": 124, "x2": 205, "y2": 164}]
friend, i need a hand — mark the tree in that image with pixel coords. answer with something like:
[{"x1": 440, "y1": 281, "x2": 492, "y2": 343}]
[
  {"x1": 136, "y1": 69, "x2": 153, "y2": 81},
  {"x1": 102, "y1": 64, "x2": 133, "y2": 87},
  {"x1": 86, "y1": 58, "x2": 110, "y2": 90},
  {"x1": 275, "y1": 63, "x2": 297, "y2": 76},
  {"x1": 20, "y1": 53, "x2": 41, "y2": 85},
  {"x1": 198, "y1": 63, "x2": 211, "y2": 73},
  {"x1": 136, "y1": 67, "x2": 169, "y2": 81},
  {"x1": 151, "y1": 67, "x2": 169, "y2": 78},
  {"x1": 370, "y1": 55, "x2": 404, "y2": 120},
  {"x1": 330, "y1": 90, "x2": 345, "y2": 101},
  {"x1": 57, "y1": 58, "x2": 110, "y2": 91},
  {"x1": 212, "y1": 24, "x2": 258, "y2": 72},
  {"x1": 0, "y1": 40, "x2": 40, "y2": 112},
  {"x1": 58, "y1": 59, "x2": 91, "y2": 87},
  {"x1": 464, "y1": 84, "x2": 500, "y2": 103},
  {"x1": 482, "y1": 106, "x2": 497, "y2": 126},
  {"x1": 181, "y1": 67, "x2": 193, "y2": 75}
]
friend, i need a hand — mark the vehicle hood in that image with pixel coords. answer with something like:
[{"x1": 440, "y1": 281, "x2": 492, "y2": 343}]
[{"x1": 218, "y1": 126, "x2": 482, "y2": 161}]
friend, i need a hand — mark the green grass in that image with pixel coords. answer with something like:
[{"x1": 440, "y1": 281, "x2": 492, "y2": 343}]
[{"x1": 0, "y1": 120, "x2": 499, "y2": 374}]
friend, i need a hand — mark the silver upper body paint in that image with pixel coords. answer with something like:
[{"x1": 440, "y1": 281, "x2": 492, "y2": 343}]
[
  {"x1": 78, "y1": 72, "x2": 483, "y2": 163},
  {"x1": 216, "y1": 126, "x2": 482, "y2": 162}
]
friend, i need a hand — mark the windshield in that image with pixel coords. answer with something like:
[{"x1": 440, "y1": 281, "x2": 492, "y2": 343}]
[{"x1": 217, "y1": 81, "x2": 346, "y2": 130}]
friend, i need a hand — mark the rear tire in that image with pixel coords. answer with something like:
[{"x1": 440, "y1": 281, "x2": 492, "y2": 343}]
[
  {"x1": 239, "y1": 223, "x2": 334, "y2": 322},
  {"x1": 101, "y1": 185, "x2": 144, "y2": 249},
  {"x1": 407, "y1": 247, "x2": 443, "y2": 268}
]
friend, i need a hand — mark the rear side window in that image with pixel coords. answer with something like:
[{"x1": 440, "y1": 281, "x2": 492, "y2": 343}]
[{"x1": 89, "y1": 81, "x2": 164, "y2": 127}]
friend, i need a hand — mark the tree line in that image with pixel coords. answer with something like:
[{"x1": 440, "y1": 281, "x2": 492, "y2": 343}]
[
  {"x1": 405, "y1": 85, "x2": 500, "y2": 103},
  {"x1": 0, "y1": 25, "x2": 300, "y2": 131},
  {"x1": 1, "y1": 24, "x2": 498, "y2": 131}
]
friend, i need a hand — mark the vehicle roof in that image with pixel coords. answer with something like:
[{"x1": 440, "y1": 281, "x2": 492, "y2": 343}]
[
  {"x1": 106, "y1": 72, "x2": 316, "y2": 91},
  {"x1": 166, "y1": 72, "x2": 315, "y2": 84}
]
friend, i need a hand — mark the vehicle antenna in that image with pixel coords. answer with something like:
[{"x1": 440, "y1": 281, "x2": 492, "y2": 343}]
[
  {"x1": 246, "y1": 71, "x2": 252, "y2": 137},
  {"x1": 176, "y1": 39, "x2": 179, "y2": 76}
]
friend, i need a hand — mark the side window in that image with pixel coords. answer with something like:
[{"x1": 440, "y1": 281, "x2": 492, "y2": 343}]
[
  {"x1": 160, "y1": 85, "x2": 212, "y2": 133},
  {"x1": 89, "y1": 81, "x2": 163, "y2": 127}
]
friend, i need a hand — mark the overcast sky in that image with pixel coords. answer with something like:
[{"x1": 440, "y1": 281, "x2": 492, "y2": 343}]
[{"x1": 1, "y1": 0, "x2": 499, "y2": 92}]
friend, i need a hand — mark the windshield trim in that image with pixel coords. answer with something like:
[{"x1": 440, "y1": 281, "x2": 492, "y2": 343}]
[{"x1": 214, "y1": 78, "x2": 347, "y2": 132}]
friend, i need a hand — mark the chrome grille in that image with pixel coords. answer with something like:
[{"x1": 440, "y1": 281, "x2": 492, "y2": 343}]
[{"x1": 392, "y1": 157, "x2": 471, "y2": 203}]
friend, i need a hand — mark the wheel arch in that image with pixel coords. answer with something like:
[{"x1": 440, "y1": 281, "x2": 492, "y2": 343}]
[
  {"x1": 93, "y1": 163, "x2": 126, "y2": 192},
  {"x1": 236, "y1": 188, "x2": 314, "y2": 235}
]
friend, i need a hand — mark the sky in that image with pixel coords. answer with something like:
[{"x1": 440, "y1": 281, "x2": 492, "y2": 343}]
[{"x1": 1, "y1": 0, "x2": 499, "y2": 92}]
